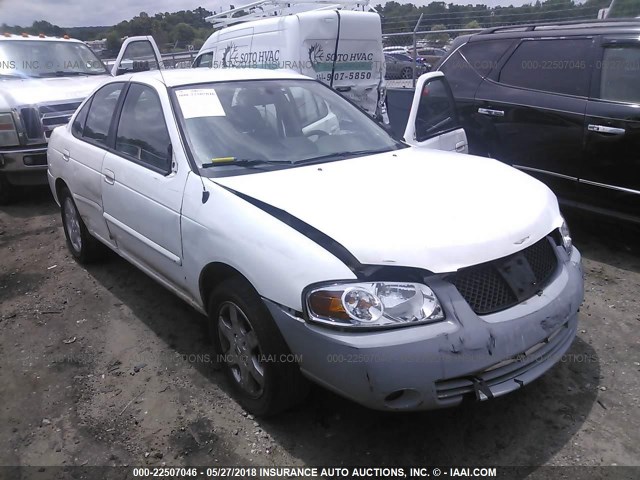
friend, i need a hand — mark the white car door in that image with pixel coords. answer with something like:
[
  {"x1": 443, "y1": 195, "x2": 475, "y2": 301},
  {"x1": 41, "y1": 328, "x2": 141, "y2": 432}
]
[
  {"x1": 100, "y1": 81, "x2": 189, "y2": 290},
  {"x1": 111, "y1": 36, "x2": 163, "y2": 76},
  {"x1": 403, "y1": 72, "x2": 468, "y2": 153}
]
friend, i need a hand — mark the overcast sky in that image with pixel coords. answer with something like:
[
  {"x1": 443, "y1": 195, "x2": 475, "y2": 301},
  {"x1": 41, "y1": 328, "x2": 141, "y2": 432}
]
[{"x1": 0, "y1": 0, "x2": 546, "y2": 27}]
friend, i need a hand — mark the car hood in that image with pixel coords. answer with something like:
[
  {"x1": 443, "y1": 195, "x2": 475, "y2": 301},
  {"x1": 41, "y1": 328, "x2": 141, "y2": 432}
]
[
  {"x1": 0, "y1": 75, "x2": 110, "y2": 109},
  {"x1": 212, "y1": 148, "x2": 563, "y2": 273}
]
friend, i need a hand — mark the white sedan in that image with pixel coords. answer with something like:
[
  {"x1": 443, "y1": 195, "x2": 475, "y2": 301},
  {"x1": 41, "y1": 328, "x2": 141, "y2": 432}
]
[{"x1": 47, "y1": 68, "x2": 583, "y2": 416}]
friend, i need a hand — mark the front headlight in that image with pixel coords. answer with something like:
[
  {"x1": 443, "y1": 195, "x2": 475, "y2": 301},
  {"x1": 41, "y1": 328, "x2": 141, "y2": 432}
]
[
  {"x1": 305, "y1": 282, "x2": 444, "y2": 329},
  {"x1": 0, "y1": 112, "x2": 20, "y2": 147},
  {"x1": 560, "y1": 219, "x2": 573, "y2": 257}
]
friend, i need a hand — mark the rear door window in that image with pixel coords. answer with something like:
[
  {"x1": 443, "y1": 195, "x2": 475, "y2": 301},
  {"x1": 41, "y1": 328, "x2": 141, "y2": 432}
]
[
  {"x1": 498, "y1": 38, "x2": 592, "y2": 96},
  {"x1": 83, "y1": 83, "x2": 124, "y2": 145},
  {"x1": 599, "y1": 46, "x2": 640, "y2": 104}
]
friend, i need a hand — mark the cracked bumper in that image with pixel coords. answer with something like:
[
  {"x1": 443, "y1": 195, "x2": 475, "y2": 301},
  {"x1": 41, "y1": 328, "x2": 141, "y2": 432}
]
[
  {"x1": 0, "y1": 146, "x2": 48, "y2": 185},
  {"x1": 265, "y1": 245, "x2": 584, "y2": 411}
]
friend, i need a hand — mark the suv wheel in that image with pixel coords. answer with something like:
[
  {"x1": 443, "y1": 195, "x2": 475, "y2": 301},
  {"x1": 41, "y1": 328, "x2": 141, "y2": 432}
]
[
  {"x1": 401, "y1": 67, "x2": 413, "y2": 79},
  {"x1": 208, "y1": 276, "x2": 309, "y2": 416}
]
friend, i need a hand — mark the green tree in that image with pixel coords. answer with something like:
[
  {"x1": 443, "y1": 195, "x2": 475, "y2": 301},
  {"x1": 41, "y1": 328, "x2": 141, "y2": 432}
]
[
  {"x1": 464, "y1": 20, "x2": 482, "y2": 29},
  {"x1": 171, "y1": 22, "x2": 195, "y2": 44},
  {"x1": 106, "y1": 31, "x2": 121, "y2": 52},
  {"x1": 192, "y1": 38, "x2": 205, "y2": 50}
]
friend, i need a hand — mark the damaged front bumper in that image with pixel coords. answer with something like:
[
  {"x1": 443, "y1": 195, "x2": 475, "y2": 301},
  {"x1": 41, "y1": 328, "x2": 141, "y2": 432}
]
[{"x1": 265, "y1": 245, "x2": 584, "y2": 411}]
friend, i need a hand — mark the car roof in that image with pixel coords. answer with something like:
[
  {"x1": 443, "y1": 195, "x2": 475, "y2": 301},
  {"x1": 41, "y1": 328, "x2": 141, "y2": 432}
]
[
  {"x1": 472, "y1": 18, "x2": 640, "y2": 41},
  {"x1": 114, "y1": 68, "x2": 310, "y2": 88}
]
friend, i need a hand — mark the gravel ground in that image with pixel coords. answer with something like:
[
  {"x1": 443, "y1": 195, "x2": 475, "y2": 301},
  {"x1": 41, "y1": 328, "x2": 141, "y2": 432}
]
[{"x1": 0, "y1": 186, "x2": 638, "y2": 469}]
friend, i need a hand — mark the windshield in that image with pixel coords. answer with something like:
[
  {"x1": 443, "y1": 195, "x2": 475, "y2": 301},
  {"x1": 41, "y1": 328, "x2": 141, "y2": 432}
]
[
  {"x1": 173, "y1": 79, "x2": 404, "y2": 175},
  {"x1": 0, "y1": 40, "x2": 109, "y2": 78}
]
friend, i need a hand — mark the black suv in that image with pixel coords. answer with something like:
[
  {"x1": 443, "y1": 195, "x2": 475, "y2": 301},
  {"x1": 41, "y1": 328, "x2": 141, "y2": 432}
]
[{"x1": 436, "y1": 19, "x2": 640, "y2": 224}]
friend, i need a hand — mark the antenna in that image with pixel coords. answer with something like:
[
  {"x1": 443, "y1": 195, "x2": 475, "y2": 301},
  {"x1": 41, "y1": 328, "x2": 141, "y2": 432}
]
[{"x1": 206, "y1": 0, "x2": 376, "y2": 28}]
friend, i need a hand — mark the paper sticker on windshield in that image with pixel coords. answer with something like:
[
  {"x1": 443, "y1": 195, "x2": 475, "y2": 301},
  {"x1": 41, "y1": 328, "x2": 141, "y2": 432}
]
[{"x1": 176, "y1": 89, "x2": 225, "y2": 118}]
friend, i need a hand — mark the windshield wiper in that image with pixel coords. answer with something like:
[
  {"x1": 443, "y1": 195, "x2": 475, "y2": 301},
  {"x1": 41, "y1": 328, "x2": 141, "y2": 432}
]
[
  {"x1": 295, "y1": 148, "x2": 394, "y2": 165},
  {"x1": 200, "y1": 157, "x2": 294, "y2": 169}
]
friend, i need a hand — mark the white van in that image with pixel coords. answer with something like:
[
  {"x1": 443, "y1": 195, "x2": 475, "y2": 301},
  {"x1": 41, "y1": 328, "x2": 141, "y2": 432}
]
[{"x1": 193, "y1": 10, "x2": 387, "y2": 120}]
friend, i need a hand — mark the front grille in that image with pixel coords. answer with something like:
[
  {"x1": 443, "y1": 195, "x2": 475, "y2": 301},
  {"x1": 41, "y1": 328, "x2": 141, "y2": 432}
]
[
  {"x1": 40, "y1": 102, "x2": 81, "y2": 138},
  {"x1": 449, "y1": 236, "x2": 558, "y2": 315},
  {"x1": 20, "y1": 107, "x2": 43, "y2": 138},
  {"x1": 20, "y1": 102, "x2": 82, "y2": 140},
  {"x1": 523, "y1": 236, "x2": 558, "y2": 281}
]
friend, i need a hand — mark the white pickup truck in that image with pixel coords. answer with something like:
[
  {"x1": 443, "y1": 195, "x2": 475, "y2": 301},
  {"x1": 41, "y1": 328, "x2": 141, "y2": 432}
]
[
  {"x1": 0, "y1": 34, "x2": 160, "y2": 203},
  {"x1": 0, "y1": 33, "x2": 112, "y2": 202}
]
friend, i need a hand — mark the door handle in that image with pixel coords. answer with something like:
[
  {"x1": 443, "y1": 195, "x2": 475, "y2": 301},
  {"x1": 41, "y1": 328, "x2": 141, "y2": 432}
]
[
  {"x1": 62, "y1": 149, "x2": 70, "y2": 162},
  {"x1": 103, "y1": 169, "x2": 115, "y2": 185},
  {"x1": 587, "y1": 124, "x2": 625, "y2": 135},
  {"x1": 478, "y1": 108, "x2": 505, "y2": 117},
  {"x1": 455, "y1": 141, "x2": 467, "y2": 152}
]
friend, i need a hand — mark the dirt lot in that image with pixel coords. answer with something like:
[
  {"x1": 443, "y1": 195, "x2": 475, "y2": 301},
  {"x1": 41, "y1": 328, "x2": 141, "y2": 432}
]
[{"x1": 1, "y1": 186, "x2": 639, "y2": 469}]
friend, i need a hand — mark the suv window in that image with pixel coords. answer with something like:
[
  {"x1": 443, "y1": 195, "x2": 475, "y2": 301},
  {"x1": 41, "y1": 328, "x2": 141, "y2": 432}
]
[
  {"x1": 599, "y1": 46, "x2": 640, "y2": 104},
  {"x1": 460, "y1": 39, "x2": 514, "y2": 77},
  {"x1": 499, "y1": 38, "x2": 592, "y2": 96},
  {"x1": 83, "y1": 83, "x2": 124, "y2": 145},
  {"x1": 415, "y1": 77, "x2": 458, "y2": 142},
  {"x1": 116, "y1": 84, "x2": 172, "y2": 172}
]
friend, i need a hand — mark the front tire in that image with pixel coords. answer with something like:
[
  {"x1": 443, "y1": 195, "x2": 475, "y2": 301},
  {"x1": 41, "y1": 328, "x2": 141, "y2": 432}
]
[
  {"x1": 401, "y1": 67, "x2": 413, "y2": 79},
  {"x1": 60, "y1": 188, "x2": 105, "y2": 263},
  {"x1": 208, "y1": 277, "x2": 309, "y2": 416}
]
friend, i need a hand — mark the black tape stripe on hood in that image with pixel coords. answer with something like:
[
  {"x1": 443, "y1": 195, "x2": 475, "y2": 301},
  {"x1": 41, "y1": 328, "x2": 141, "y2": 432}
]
[{"x1": 215, "y1": 183, "x2": 364, "y2": 275}]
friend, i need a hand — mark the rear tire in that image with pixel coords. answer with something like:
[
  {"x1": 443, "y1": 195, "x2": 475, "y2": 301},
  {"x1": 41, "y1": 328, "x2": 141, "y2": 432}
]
[
  {"x1": 60, "y1": 188, "x2": 105, "y2": 263},
  {"x1": 208, "y1": 276, "x2": 309, "y2": 416}
]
